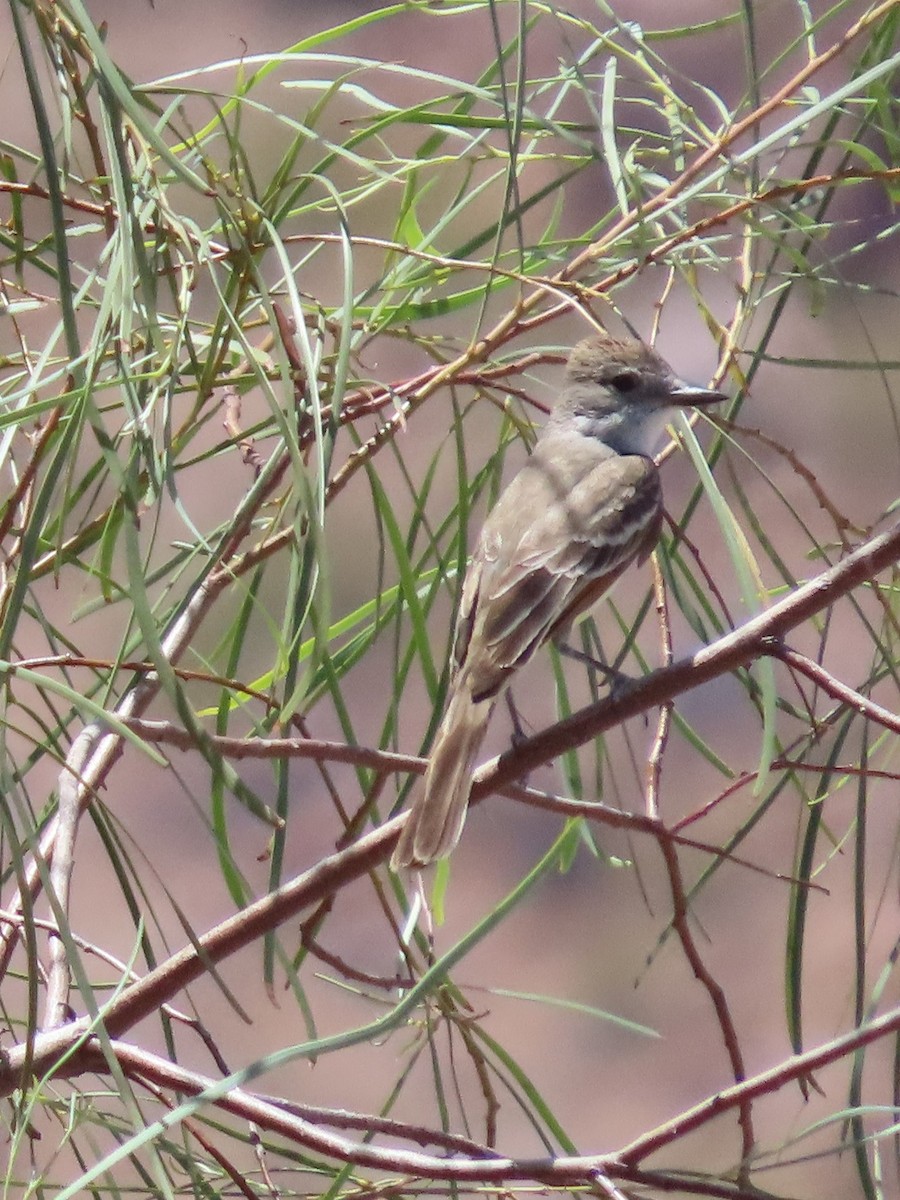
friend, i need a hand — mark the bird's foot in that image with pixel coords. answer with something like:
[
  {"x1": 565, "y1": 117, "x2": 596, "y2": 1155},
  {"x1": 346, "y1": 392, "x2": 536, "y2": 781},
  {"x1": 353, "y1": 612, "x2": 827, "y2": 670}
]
[
  {"x1": 504, "y1": 690, "x2": 534, "y2": 748},
  {"x1": 557, "y1": 642, "x2": 634, "y2": 698}
]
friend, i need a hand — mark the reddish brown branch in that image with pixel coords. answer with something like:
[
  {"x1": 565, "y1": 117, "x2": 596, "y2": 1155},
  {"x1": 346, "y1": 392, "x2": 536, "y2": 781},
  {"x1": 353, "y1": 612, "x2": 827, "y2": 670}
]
[
  {"x1": 0, "y1": 521, "x2": 895, "y2": 1087},
  {"x1": 767, "y1": 644, "x2": 900, "y2": 735},
  {"x1": 0, "y1": 403, "x2": 63, "y2": 547},
  {"x1": 656, "y1": 834, "x2": 755, "y2": 1166},
  {"x1": 4, "y1": 1004, "x2": 899, "y2": 1195},
  {"x1": 480, "y1": 520, "x2": 900, "y2": 795}
]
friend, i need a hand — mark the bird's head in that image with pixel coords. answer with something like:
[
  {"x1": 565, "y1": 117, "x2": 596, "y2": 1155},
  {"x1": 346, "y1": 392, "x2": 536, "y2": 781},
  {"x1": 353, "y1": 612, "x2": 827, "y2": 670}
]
[{"x1": 555, "y1": 333, "x2": 725, "y2": 455}]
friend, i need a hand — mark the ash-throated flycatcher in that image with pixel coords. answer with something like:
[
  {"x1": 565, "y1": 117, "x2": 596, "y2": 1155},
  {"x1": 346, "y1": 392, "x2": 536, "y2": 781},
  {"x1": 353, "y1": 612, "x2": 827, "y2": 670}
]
[{"x1": 391, "y1": 333, "x2": 725, "y2": 870}]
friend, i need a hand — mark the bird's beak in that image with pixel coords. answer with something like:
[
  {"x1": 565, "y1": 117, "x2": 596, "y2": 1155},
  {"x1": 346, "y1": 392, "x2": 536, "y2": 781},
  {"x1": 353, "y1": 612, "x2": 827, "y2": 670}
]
[{"x1": 668, "y1": 379, "x2": 727, "y2": 408}]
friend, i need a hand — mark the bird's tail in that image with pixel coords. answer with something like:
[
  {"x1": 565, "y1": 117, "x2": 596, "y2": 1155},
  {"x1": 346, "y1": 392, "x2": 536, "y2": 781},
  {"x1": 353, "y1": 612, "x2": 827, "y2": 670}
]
[{"x1": 391, "y1": 684, "x2": 494, "y2": 869}]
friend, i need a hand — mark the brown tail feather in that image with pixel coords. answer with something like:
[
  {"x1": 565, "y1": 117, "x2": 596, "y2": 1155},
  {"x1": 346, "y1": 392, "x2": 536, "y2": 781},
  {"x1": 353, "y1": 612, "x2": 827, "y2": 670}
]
[{"x1": 391, "y1": 685, "x2": 494, "y2": 869}]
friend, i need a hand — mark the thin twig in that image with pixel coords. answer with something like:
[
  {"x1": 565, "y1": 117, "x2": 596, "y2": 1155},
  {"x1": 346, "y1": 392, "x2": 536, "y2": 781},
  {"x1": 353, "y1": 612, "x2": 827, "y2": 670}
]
[
  {"x1": 0, "y1": 574, "x2": 222, "y2": 976},
  {"x1": 43, "y1": 726, "x2": 94, "y2": 1028},
  {"x1": 0, "y1": 402, "x2": 63, "y2": 547},
  {"x1": 1, "y1": 520, "x2": 894, "y2": 1077},
  {"x1": 718, "y1": 417, "x2": 866, "y2": 545},
  {"x1": 655, "y1": 833, "x2": 755, "y2": 1167},
  {"x1": 299, "y1": 930, "x2": 415, "y2": 991},
  {"x1": 646, "y1": 555, "x2": 673, "y2": 818},
  {"x1": 3, "y1": 1007, "x2": 898, "y2": 1194},
  {"x1": 767, "y1": 644, "x2": 900, "y2": 735}
]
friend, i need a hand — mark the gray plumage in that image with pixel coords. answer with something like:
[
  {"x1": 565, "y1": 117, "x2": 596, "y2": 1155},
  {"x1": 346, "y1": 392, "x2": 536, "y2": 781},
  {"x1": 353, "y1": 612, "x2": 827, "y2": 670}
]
[{"x1": 391, "y1": 334, "x2": 724, "y2": 868}]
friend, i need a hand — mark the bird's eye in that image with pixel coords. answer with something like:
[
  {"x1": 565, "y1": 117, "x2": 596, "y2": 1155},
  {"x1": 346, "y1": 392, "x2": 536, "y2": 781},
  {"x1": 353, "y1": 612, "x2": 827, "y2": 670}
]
[{"x1": 610, "y1": 370, "x2": 639, "y2": 393}]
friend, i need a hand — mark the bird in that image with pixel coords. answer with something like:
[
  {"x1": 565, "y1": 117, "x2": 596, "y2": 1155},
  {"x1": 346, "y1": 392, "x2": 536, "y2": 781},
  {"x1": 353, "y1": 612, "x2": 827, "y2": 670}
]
[{"x1": 390, "y1": 332, "x2": 725, "y2": 869}]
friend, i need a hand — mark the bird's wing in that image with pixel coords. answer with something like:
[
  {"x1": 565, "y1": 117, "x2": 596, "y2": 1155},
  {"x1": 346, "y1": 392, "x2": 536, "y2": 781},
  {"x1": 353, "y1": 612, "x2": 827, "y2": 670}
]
[
  {"x1": 452, "y1": 552, "x2": 483, "y2": 676},
  {"x1": 460, "y1": 454, "x2": 662, "y2": 700}
]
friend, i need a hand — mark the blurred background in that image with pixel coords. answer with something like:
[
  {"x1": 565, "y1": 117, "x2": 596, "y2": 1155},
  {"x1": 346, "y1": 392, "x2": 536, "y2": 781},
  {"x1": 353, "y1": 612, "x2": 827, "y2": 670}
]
[{"x1": 0, "y1": 2, "x2": 898, "y2": 1197}]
